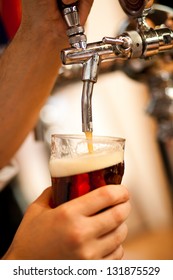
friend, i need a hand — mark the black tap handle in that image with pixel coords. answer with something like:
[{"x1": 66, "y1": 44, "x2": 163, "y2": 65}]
[
  {"x1": 118, "y1": 0, "x2": 154, "y2": 18},
  {"x1": 57, "y1": 0, "x2": 78, "y2": 11}
]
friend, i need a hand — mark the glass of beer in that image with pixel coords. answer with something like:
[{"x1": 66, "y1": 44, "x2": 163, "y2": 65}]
[{"x1": 49, "y1": 134, "x2": 125, "y2": 207}]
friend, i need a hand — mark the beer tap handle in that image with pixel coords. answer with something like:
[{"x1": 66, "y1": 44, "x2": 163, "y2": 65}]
[
  {"x1": 57, "y1": 0, "x2": 87, "y2": 49},
  {"x1": 57, "y1": 0, "x2": 74, "y2": 10}
]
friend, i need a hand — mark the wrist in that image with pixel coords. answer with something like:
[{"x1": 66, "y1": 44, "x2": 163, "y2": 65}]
[{"x1": 18, "y1": 15, "x2": 69, "y2": 50}]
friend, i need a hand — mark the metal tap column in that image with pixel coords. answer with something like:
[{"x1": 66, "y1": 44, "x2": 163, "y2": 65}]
[{"x1": 82, "y1": 54, "x2": 100, "y2": 132}]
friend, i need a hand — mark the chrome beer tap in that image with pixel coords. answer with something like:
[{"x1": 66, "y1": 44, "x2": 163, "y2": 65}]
[
  {"x1": 57, "y1": 0, "x2": 97, "y2": 132},
  {"x1": 59, "y1": 0, "x2": 173, "y2": 133}
]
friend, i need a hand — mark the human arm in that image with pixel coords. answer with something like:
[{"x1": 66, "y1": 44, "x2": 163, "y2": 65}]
[
  {"x1": 2, "y1": 184, "x2": 131, "y2": 260},
  {"x1": 0, "y1": 0, "x2": 94, "y2": 168}
]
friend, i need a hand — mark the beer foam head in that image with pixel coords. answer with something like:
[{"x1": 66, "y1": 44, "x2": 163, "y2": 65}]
[{"x1": 49, "y1": 149, "x2": 124, "y2": 178}]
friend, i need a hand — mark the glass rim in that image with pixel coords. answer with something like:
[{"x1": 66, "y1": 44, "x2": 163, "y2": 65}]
[{"x1": 51, "y1": 134, "x2": 125, "y2": 143}]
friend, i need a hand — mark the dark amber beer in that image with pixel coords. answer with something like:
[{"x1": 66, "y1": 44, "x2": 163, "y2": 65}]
[{"x1": 49, "y1": 134, "x2": 125, "y2": 207}]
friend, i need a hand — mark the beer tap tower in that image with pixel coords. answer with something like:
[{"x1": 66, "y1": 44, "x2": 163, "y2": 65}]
[
  {"x1": 116, "y1": 2, "x2": 173, "y2": 186},
  {"x1": 58, "y1": 0, "x2": 173, "y2": 135}
]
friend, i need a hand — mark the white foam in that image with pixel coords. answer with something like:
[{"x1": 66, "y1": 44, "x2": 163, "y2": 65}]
[{"x1": 49, "y1": 149, "x2": 124, "y2": 177}]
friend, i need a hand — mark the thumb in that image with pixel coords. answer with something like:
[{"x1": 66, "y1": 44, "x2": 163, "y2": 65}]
[{"x1": 34, "y1": 186, "x2": 53, "y2": 208}]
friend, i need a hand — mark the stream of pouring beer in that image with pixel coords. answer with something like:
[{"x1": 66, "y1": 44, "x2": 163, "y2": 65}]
[{"x1": 85, "y1": 131, "x2": 93, "y2": 153}]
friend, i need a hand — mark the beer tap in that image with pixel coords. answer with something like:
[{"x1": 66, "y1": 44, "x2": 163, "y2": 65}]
[
  {"x1": 115, "y1": 1, "x2": 173, "y2": 186},
  {"x1": 57, "y1": 0, "x2": 97, "y2": 132},
  {"x1": 58, "y1": 0, "x2": 173, "y2": 133}
]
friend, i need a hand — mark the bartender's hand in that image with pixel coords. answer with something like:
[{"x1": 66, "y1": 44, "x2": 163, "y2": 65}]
[
  {"x1": 21, "y1": 0, "x2": 94, "y2": 47},
  {"x1": 3, "y1": 185, "x2": 131, "y2": 260}
]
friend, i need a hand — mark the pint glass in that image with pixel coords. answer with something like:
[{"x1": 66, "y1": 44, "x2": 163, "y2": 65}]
[{"x1": 49, "y1": 134, "x2": 125, "y2": 207}]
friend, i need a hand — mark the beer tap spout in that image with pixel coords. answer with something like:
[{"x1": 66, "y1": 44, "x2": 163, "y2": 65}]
[{"x1": 81, "y1": 54, "x2": 100, "y2": 133}]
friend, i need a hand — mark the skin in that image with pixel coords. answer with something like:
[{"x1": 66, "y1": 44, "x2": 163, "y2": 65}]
[
  {"x1": 2, "y1": 184, "x2": 131, "y2": 260},
  {"x1": 0, "y1": 0, "x2": 94, "y2": 168}
]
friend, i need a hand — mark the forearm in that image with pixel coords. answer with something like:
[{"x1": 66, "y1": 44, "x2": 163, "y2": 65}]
[
  {"x1": 0, "y1": 0, "x2": 94, "y2": 168},
  {"x1": 0, "y1": 24, "x2": 65, "y2": 168}
]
